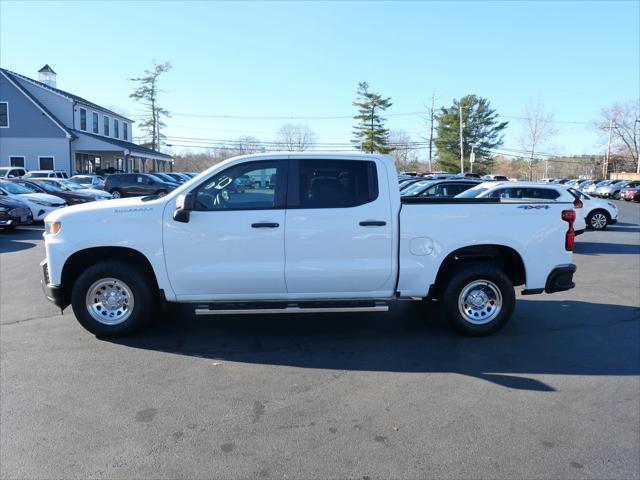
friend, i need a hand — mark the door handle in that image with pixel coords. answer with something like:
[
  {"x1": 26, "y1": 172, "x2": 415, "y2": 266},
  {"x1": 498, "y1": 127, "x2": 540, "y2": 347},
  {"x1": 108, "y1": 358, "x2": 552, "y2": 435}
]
[
  {"x1": 359, "y1": 220, "x2": 387, "y2": 227},
  {"x1": 251, "y1": 222, "x2": 280, "y2": 228}
]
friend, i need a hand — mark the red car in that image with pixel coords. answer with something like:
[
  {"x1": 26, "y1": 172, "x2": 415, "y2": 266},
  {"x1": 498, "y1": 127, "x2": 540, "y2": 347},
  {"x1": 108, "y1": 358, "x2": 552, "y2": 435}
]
[{"x1": 621, "y1": 186, "x2": 640, "y2": 202}]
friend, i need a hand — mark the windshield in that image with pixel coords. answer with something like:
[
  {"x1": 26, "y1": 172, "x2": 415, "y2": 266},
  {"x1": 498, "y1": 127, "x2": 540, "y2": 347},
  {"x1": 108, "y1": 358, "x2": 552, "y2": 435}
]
[
  {"x1": 0, "y1": 168, "x2": 10, "y2": 176},
  {"x1": 70, "y1": 176, "x2": 94, "y2": 184},
  {"x1": 456, "y1": 187, "x2": 490, "y2": 198},
  {"x1": 59, "y1": 180, "x2": 85, "y2": 190},
  {"x1": 146, "y1": 174, "x2": 167, "y2": 183},
  {"x1": 27, "y1": 172, "x2": 49, "y2": 178},
  {"x1": 596, "y1": 180, "x2": 610, "y2": 186},
  {"x1": 0, "y1": 181, "x2": 33, "y2": 194},
  {"x1": 33, "y1": 181, "x2": 66, "y2": 193},
  {"x1": 401, "y1": 180, "x2": 435, "y2": 196}
]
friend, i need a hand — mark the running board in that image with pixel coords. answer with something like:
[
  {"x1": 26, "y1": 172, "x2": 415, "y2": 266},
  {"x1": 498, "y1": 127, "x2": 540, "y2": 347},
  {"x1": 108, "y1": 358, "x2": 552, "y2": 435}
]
[{"x1": 194, "y1": 302, "x2": 389, "y2": 316}]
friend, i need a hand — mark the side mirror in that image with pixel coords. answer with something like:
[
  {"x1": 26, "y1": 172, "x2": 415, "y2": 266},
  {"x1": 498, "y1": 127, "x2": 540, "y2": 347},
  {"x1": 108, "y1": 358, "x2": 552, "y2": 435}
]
[{"x1": 173, "y1": 192, "x2": 195, "y2": 223}]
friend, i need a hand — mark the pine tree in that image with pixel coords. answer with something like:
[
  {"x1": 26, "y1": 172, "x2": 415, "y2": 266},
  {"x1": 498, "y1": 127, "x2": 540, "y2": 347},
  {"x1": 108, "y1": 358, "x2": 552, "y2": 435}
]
[
  {"x1": 434, "y1": 95, "x2": 508, "y2": 173},
  {"x1": 129, "y1": 62, "x2": 172, "y2": 151},
  {"x1": 352, "y1": 82, "x2": 393, "y2": 154}
]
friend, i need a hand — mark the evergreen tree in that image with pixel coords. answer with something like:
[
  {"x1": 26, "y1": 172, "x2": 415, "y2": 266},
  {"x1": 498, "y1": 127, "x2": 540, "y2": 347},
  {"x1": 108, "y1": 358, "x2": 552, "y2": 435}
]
[
  {"x1": 434, "y1": 95, "x2": 508, "y2": 173},
  {"x1": 129, "y1": 62, "x2": 172, "y2": 151},
  {"x1": 352, "y1": 82, "x2": 393, "y2": 153}
]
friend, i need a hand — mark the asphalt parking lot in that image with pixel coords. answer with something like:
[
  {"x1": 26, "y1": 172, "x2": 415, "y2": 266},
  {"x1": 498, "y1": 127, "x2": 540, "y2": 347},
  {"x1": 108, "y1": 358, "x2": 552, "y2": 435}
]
[{"x1": 1, "y1": 200, "x2": 639, "y2": 480}]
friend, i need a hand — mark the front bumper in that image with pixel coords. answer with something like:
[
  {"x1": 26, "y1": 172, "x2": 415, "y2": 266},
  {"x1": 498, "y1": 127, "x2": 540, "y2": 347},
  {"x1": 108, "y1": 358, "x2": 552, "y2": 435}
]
[
  {"x1": 40, "y1": 259, "x2": 68, "y2": 310},
  {"x1": 545, "y1": 264, "x2": 576, "y2": 294}
]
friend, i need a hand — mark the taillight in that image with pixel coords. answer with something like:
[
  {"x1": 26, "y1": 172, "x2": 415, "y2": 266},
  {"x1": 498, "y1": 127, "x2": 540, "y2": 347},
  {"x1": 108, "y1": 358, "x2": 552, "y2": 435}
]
[
  {"x1": 573, "y1": 198, "x2": 583, "y2": 208},
  {"x1": 562, "y1": 209, "x2": 576, "y2": 251}
]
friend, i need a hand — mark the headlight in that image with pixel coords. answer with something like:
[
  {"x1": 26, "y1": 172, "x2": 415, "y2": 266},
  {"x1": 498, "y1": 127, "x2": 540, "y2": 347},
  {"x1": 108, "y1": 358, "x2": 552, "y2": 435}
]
[{"x1": 44, "y1": 221, "x2": 62, "y2": 235}]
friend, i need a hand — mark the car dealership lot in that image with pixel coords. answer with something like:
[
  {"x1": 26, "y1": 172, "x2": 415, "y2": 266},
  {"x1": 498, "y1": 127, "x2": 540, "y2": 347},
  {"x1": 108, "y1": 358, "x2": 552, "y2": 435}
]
[{"x1": 1, "y1": 201, "x2": 639, "y2": 479}]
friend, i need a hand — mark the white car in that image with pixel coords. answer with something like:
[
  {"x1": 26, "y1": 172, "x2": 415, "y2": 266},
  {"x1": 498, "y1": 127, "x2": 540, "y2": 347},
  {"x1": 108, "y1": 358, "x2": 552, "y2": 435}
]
[
  {"x1": 38, "y1": 178, "x2": 112, "y2": 201},
  {"x1": 566, "y1": 187, "x2": 618, "y2": 230},
  {"x1": 457, "y1": 181, "x2": 587, "y2": 233},
  {"x1": 0, "y1": 180, "x2": 67, "y2": 221},
  {"x1": 42, "y1": 153, "x2": 578, "y2": 338}
]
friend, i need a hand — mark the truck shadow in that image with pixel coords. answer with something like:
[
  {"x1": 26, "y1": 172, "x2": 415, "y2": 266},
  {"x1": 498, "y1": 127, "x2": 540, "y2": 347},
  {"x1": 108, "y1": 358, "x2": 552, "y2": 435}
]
[{"x1": 108, "y1": 299, "x2": 639, "y2": 391}]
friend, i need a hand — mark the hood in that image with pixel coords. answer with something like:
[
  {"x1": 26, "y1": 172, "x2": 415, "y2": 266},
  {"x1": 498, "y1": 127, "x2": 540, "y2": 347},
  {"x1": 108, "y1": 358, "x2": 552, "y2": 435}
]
[
  {"x1": 44, "y1": 195, "x2": 164, "y2": 223},
  {"x1": 13, "y1": 192, "x2": 66, "y2": 205},
  {"x1": 73, "y1": 188, "x2": 111, "y2": 198},
  {"x1": 0, "y1": 196, "x2": 30, "y2": 208}
]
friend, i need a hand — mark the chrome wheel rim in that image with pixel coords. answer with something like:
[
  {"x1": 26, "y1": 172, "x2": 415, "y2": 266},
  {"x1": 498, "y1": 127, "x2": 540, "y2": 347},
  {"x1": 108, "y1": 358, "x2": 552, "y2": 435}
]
[
  {"x1": 85, "y1": 278, "x2": 134, "y2": 325},
  {"x1": 157, "y1": 191, "x2": 166, "y2": 197},
  {"x1": 458, "y1": 279, "x2": 502, "y2": 325},
  {"x1": 111, "y1": 190, "x2": 121, "y2": 198},
  {"x1": 590, "y1": 213, "x2": 607, "y2": 229}
]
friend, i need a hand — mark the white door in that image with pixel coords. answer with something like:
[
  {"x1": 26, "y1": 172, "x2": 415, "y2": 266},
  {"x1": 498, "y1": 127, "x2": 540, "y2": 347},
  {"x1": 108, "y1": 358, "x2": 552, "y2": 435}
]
[
  {"x1": 284, "y1": 158, "x2": 394, "y2": 296},
  {"x1": 163, "y1": 160, "x2": 287, "y2": 300}
]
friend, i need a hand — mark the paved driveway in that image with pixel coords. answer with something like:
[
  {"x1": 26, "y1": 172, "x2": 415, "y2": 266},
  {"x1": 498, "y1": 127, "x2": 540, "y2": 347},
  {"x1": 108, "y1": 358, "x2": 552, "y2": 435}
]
[{"x1": 1, "y1": 201, "x2": 639, "y2": 479}]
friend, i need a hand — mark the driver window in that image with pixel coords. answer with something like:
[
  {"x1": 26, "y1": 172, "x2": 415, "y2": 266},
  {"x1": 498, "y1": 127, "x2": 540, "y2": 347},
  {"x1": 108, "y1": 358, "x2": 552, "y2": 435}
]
[{"x1": 194, "y1": 161, "x2": 279, "y2": 211}]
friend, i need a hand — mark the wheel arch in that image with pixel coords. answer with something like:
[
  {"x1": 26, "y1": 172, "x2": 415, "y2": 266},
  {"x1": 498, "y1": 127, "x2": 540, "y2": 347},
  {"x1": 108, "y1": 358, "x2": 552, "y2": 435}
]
[
  {"x1": 430, "y1": 244, "x2": 526, "y2": 298},
  {"x1": 60, "y1": 246, "x2": 159, "y2": 306}
]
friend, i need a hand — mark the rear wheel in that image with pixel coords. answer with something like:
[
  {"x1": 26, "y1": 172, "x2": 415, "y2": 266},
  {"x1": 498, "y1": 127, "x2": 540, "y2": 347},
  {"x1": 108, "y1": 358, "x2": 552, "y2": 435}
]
[
  {"x1": 441, "y1": 264, "x2": 515, "y2": 336},
  {"x1": 587, "y1": 210, "x2": 609, "y2": 230},
  {"x1": 71, "y1": 261, "x2": 155, "y2": 337},
  {"x1": 110, "y1": 189, "x2": 122, "y2": 199}
]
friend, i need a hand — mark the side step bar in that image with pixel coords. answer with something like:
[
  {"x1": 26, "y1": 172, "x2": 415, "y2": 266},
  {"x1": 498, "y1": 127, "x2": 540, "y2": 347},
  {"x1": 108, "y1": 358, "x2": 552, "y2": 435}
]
[{"x1": 194, "y1": 302, "x2": 389, "y2": 316}]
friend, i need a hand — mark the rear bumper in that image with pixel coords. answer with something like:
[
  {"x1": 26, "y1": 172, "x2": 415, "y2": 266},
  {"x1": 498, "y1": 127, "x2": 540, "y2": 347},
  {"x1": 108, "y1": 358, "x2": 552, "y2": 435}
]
[
  {"x1": 40, "y1": 259, "x2": 68, "y2": 310},
  {"x1": 545, "y1": 264, "x2": 576, "y2": 294}
]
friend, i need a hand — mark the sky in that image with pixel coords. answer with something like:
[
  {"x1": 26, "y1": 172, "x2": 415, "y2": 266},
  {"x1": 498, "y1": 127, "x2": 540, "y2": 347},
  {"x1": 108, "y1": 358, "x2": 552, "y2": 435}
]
[{"x1": 1, "y1": 0, "x2": 638, "y2": 161}]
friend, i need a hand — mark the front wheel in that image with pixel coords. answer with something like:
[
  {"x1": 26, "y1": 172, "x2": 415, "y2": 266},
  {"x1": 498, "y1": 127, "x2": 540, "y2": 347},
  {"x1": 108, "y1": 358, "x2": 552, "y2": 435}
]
[
  {"x1": 110, "y1": 189, "x2": 122, "y2": 199},
  {"x1": 71, "y1": 261, "x2": 155, "y2": 337},
  {"x1": 587, "y1": 210, "x2": 609, "y2": 230},
  {"x1": 441, "y1": 265, "x2": 515, "y2": 336}
]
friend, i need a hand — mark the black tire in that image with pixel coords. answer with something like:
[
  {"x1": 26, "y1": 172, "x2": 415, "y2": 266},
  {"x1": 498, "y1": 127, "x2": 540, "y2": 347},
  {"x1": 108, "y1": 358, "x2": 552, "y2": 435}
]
[
  {"x1": 110, "y1": 189, "x2": 122, "y2": 199},
  {"x1": 441, "y1": 264, "x2": 515, "y2": 336},
  {"x1": 71, "y1": 260, "x2": 155, "y2": 337},
  {"x1": 586, "y1": 209, "x2": 610, "y2": 230},
  {"x1": 613, "y1": 191, "x2": 621, "y2": 200}
]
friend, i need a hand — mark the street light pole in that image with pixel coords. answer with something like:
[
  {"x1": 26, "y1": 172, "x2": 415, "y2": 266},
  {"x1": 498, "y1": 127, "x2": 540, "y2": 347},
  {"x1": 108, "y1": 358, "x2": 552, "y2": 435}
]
[{"x1": 459, "y1": 105, "x2": 464, "y2": 174}]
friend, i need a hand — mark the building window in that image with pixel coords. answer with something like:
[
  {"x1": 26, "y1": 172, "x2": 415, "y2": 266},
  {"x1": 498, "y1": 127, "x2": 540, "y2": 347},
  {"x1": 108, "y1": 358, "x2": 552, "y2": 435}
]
[
  {"x1": 10, "y1": 156, "x2": 25, "y2": 167},
  {"x1": 123, "y1": 122, "x2": 128, "y2": 140},
  {"x1": 104, "y1": 116, "x2": 110, "y2": 136},
  {"x1": 92, "y1": 112, "x2": 99, "y2": 133},
  {"x1": 0, "y1": 102, "x2": 8, "y2": 127},
  {"x1": 79, "y1": 108, "x2": 87, "y2": 130},
  {"x1": 114, "y1": 119, "x2": 119, "y2": 138},
  {"x1": 39, "y1": 156, "x2": 54, "y2": 170}
]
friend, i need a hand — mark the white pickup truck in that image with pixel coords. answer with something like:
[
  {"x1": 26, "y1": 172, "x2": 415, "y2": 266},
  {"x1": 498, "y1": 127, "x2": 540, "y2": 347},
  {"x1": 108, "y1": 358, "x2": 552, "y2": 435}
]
[{"x1": 41, "y1": 153, "x2": 577, "y2": 337}]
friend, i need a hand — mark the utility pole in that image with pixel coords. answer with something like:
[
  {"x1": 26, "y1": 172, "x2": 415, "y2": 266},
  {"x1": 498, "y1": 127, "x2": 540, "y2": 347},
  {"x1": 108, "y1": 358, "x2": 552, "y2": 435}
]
[
  {"x1": 427, "y1": 92, "x2": 436, "y2": 172},
  {"x1": 604, "y1": 118, "x2": 613, "y2": 178},
  {"x1": 459, "y1": 104, "x2": 464, "y2": 174}
]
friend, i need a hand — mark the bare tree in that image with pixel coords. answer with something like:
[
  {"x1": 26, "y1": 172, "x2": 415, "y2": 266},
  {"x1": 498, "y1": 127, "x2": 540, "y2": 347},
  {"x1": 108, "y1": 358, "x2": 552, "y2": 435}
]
[
  {"x1": 274, "y1": 124, "x2": 317, "y2": 151},
  {"x1": 596, "y1": 100, "x2": 640, "y2": 174},
  {"x1": 389, "y1": 129, "x2": 420, "y2": 171},
  {"x1": 519, "y1": 100, "x2": 558, "y2": 180},
  {"x1": 232, "y1": 135, "x2": 263, "y2": 155}
]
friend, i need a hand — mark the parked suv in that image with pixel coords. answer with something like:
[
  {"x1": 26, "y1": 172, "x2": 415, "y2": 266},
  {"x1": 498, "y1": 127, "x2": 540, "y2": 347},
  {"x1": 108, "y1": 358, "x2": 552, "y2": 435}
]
[
  {"x1": 104, "y1": 173, "x2": 179, "y2": 198},
  {"x1": 0, "y1": 167, "x2": 28, "y2": 179},
  {"x1": 24, "y1": 170, "x2": 68, "y2": 179}
]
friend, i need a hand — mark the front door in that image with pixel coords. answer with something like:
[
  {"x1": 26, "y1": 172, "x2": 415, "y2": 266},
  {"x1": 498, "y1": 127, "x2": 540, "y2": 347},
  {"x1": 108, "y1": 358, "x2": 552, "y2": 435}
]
[
  {"x1": 163, "y1": 160, "x2": 288, "y2": 301},
  {"x1": 284, "y1": 158, "x2": 394, "y2": 296}
]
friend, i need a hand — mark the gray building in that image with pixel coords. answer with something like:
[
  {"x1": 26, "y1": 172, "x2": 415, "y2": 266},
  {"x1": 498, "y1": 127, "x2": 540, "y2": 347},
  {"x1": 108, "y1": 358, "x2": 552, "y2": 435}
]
[{"x1": 0, "y1": 65, "x2": 173, "y2": 175}]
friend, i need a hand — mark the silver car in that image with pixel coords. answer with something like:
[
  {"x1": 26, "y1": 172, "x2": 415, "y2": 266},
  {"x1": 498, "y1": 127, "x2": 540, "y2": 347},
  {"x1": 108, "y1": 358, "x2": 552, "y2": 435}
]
[{"x1": 595, "y1": 180, "x2": 630, "y2": 199}]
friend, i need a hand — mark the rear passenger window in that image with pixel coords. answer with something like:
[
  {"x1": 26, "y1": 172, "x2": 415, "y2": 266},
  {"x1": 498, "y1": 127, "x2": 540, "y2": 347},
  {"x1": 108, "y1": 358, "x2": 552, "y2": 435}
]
[{"x1": 297, "y1": 160, "x2": 378, "y2": 208}]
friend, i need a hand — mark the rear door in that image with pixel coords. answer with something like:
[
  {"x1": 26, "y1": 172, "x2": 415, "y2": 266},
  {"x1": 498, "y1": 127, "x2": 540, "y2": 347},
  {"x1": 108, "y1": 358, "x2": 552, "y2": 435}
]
[{"x1": 284, "y1": 158, "x2": 394, "y2": 295}]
